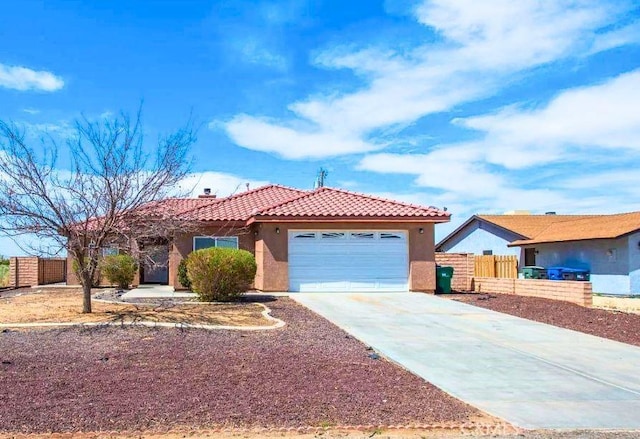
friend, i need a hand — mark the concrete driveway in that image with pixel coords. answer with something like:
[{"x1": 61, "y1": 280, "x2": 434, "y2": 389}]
[{"x1": 292, "y1": 292, "x2": 640, "y2": 430}]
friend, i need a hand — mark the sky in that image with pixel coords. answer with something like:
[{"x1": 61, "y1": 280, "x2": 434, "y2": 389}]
[{"x1": 1, "y1": 0, "x2": 640, "y2": 256}]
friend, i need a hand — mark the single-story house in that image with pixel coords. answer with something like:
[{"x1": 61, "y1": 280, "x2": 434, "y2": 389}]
[
  {"x1": 437, "y1": 212, "x2": 640, "y2": 295},
  {"x1": 68, "y1": 184, "x2": 450, "y2": 292}
]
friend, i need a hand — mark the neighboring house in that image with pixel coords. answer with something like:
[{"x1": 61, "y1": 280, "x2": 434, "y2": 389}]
[
  {"x1": 68, "y1": 184, "x2": 450, "y2": 292},
  {"x1": 437, "y1": 212, "x2": 640, "y2": 295}
]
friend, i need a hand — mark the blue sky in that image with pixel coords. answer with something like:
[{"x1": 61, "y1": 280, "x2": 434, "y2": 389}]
[{"x1": 1, "y1": 0, "x2": 640, "y2": 256}]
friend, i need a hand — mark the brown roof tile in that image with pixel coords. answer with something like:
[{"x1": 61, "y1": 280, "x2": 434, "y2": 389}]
[
  {"x1": 509, "y1": 211, "x2": 640, "y2": 246},
  {"x1": 183, "y1": 184, "x2": 308, "y2": 222},
  {"x1": 253, "y1": 187, "x2": 450, "y2": 221},
  {"x1": 478, "y1": 214, "x2": 597, "y2": 239}
]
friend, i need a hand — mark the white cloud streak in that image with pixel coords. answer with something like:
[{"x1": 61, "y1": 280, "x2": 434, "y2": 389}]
[
  {"x1": 0, "y1": 63, "x2": 64, "y2": 92},
  {"x1": 221, "y1": 0, "x2": 635, "y2": 159}
]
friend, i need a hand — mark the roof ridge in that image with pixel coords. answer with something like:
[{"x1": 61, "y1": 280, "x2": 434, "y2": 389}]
[
  {"x1": 180, "y1": 184, "x2": 308, "y2": 217},
  {"x1": 254, "y1": 189, "x2": 318, "y2": 215},
  {"x1": 317, "y1": 186, "x2": 449, "y2": 214}
]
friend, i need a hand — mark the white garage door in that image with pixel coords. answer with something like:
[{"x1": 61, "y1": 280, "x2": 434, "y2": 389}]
[{"x1": 288, "y1": 230, "x2": 409, "y2": 292}]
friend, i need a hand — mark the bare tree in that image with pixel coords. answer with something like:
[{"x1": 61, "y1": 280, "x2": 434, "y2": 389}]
[{"x1": 0, "y1": 108, "x2": 197, "y2": 312}]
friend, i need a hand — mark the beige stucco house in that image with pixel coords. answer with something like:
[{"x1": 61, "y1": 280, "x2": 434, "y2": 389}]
[{"x1": 68, "y1": 184, "x2": 450, "y2": 292}]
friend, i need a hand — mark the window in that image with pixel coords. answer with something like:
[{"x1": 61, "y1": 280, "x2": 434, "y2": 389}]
[
  {"x1": 101, "y1": 247, "x2": 119, "y2": 257},
  {"x1": 321, "y1": 232, "x2": 346, "y2": 239},
  {"x1": 193, "y1": 236, "x2": 239, "y2": 251},
  {"x1": 482, "y1": 250, "x2": 493, "y2": 256},
  {"x1": 351, "y1": 232, "x2": 375, "y2": 239},
  {"x1": 292, "y1": 232, "x2": 316, "y2": 239},
  {"x1": 380, "y1": 232, "x2": 403, "y2": 239}
]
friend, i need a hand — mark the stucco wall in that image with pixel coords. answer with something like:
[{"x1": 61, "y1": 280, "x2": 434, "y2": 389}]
[
  {"x1": 254, "y1": 222, "x2": 437, "y2": 293},
  {"x1": 525, "y1": 238, "x2": 630, "y2": 295},
  {"x1": 444, "y1": 221, "x2": 520, "y2": 257},
  {"x1": 628, "y1": 231, "x2": 640, "y2": 294},
  {"x1": 170, "y1": 225, "x2": 255, "y2": 289}
]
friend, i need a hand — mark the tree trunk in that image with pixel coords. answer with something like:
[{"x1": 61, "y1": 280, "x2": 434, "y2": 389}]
[{"x1": 82, "y1": 280, "x2": 92, "y2": 313}]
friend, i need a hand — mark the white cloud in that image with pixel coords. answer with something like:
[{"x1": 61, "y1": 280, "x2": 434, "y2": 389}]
[
  {"x1": 178, "y1": 171, "x2": 269, "y2": 198},
  {"x1": 0, "y1": 63, "x2": 64, "y2": 92},
  {"x1": 22, "y1": 108, "x2": 40, "y2": 115},
  {"x1": 223, "y1": 114, "x2": 377, "y2": 159},
  {"x1": 233, "y1": 38, "x2": 288, "y2": 70},
  {"x1": 590, "y1": 20, "x2": 640, "y2": 54},
  {"x1": 220, "y1": 0, "x2": 634, "y2": 159},
  {"x1": 358, "y1": 68, "x2": 640, "y2": 224},
  {"x1": 22, "y1": 121, "x2": 76, "y2": 139},
  {"x1": 459, "y1": 69, "x2": 640, "y2": 168}
]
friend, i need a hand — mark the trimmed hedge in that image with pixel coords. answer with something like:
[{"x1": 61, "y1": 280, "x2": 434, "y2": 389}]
[
  {"x1": 186, "y1": 247, "x2": 256, "y2": 302},
  {"x1": 100, "y1": 254, "x2": 138, "y2": 289},
  {"x1": 177, "y1": 258, "x2": 191, "y2": 290}
]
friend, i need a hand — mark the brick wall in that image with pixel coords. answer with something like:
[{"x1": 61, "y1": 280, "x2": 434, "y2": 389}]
[
  {"x1": 9, "y1": 257, "x2": 67, "y2": 287},
  {"x1": 435, "y1": 253, "x2": 474, "y2": 292},
  {"x1": 38, "y1": 258, "x2": 66, "y2": 285},
  {"x1": 9, "y1": 257, "x2": 39, "y2": 287},
  {"x1": 473, "y1": 276, "x2": 592, "y2": 306}
]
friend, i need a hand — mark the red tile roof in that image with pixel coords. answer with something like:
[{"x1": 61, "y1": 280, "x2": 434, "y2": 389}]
[
  {"x1": 76, "y1": 185, "x2": 450, "y2": 230},
  {"x1": 183, "y1": 184, "x2": 308, "y2": 222},
  {"x1": 252, "y1": 187, "x2": 450, "y2": 221}
]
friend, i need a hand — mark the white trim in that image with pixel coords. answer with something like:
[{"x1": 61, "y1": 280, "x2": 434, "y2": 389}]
[
  {"x1": 192, "y1": 235, "x2": 239, "y2": 251},
  {"x1": 288, "y1": 229, "x2": 409, "y2": 292}
]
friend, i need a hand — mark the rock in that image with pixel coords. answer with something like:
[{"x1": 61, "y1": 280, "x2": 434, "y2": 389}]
[
  {"x1": 368, "y1": 353, "x2": 380, "y2": 360},
  {"x1": 2, "y1": 360, "x2": 12, "y2": 365}
]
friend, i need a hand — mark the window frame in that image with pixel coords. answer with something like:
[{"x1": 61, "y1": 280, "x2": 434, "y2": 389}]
[{"x1": 192, "y1": 236, "x2": 239, "y2": 251}]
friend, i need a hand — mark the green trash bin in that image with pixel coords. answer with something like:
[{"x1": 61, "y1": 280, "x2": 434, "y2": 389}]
[
  {"x1": 436, "y1": 266, "x2": 454, "y2": 293},
  {"x1": 522, "y1": 266, "x2": 547, "y2": 279}
]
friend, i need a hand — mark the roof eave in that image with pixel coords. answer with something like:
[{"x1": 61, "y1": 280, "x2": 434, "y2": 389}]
[
  {"x1": 508, "y1": 234, "x2": 631, "y2": 247},
  {"x1": 248, "y1": 215, "x2": 451, "y2": 225}
]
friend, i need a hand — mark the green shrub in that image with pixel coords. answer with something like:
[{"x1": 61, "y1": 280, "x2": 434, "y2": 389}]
[
  {"x1": 177, "y1": 258, "x2": 191, "y2": 290},
  {"x1": 100, "y1": 254, "x2": 138, "y2": 289},
  {"x1": 186, "y1": 247, "x2": 256, "y2": 302},
  {"x1": 0, "y1": 265, "x2": 9, "y2": 287}
]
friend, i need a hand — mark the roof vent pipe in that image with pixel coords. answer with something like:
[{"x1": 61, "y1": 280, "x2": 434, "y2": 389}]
[{"x1": 198, "y1": 188, "x2": 216, "y2": 199}]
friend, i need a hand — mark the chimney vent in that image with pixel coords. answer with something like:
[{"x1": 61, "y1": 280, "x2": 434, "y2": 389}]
[{"x1": 198, "y1": 188, "x2": 216, "y2": 199}]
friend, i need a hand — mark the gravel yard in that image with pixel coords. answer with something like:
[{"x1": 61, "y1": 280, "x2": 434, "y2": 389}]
[
  {"x1": 448, "y1": 293, "x2": 640, "y2": 347},
  {"x1": 0, "y1": 297, "x2": 484, "y2": 434}
]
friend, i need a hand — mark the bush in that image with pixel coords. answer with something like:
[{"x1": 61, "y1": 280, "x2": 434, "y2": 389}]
[
  {"x1": 186, "y1": 247, "x2": 256, "y2": 302},
  {"x1": 0, "y1": 265, "x2": 9, "y2": 287},
  {"x1": 100, "y1": 254, "x2": 138, "y2": 289},
  {"x1": 177, "y1": 258, "x2": 191, "y2": 290}
]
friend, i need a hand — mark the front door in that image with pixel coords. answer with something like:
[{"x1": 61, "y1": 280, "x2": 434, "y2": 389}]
[
  {"x1": 142, "y1": 245, "x2": 169, "y2": 284},
  {"x1": 524, "y1": 248, "x2": 536, "y2": 266}
]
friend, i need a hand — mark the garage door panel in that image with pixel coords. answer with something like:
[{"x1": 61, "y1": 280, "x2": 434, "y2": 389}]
[{"x1": 288, "y1": 230, "x2": 408, "y2": 292}]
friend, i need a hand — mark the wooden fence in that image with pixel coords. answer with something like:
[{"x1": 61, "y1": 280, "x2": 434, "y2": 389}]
[{"x1": 474, "y1": 255, "x2": 518, "y2": 279}]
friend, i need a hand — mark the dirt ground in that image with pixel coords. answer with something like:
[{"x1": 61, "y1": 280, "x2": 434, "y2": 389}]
[
  {"x1": 0, "y1": 288, "x2": 273, "y2": 327},
  {"x1": 0, "y1": 298, "x2": 492, "y2": 434},
  {"x1": 447, "y1": 292, "x2": 640, "y2": 347},
  {"x1": 592, "y1": 295, "x2": 640, "y2": 314}
]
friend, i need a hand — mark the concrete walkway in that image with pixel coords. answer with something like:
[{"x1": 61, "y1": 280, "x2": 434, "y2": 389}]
[
  {"x1": 292, "y1": 292, "x2": 640, "y2": 430},
  {"x1": 120, "y1": 284, "x2": 196, "y2": 300}
]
